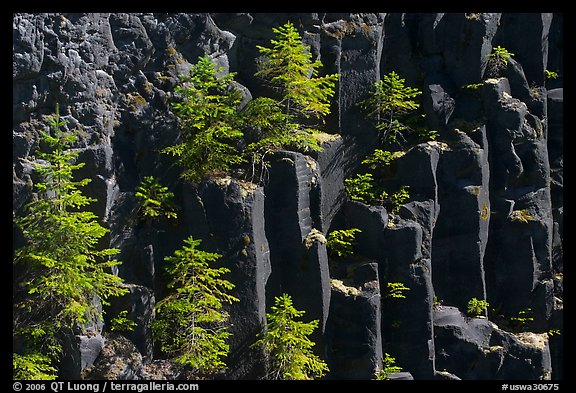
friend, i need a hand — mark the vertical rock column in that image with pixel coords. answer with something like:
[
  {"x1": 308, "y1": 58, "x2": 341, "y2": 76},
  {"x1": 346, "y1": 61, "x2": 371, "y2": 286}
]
[
  {"x1": 546, "y1": 87, "x2": 563, "y2": 380},
  {"x1": 431, "y1": 129, "x2": 491, "y2": 311},
  {"x1": 186, "y1": 178, "x2": 272, "y2": 379},
  {"x1": 264, "y1": 151, "x2": 331, "y2": 335},
  {"x1": 483, "y1": 78, "x2": 554, "y2": 323},
  {"x1": 322, "y1": 14, "x2": 385, "y2": 138},
  {"x1": 325, "y1": 262, "x2": 382, "y2": 379}
]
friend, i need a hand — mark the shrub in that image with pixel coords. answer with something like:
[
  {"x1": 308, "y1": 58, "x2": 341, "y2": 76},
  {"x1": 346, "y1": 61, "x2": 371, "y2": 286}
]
[
  {"x1": 109, "y1": 310, "x2": 137, "y2": 333},
  {"x1": 13, "y1": 353, "x2": 58, "y2": 380},
  {"x1": 545, "y1": 70, "x2": 559, "y2": 80},
  {"x1": 384, "y1": 185, "x2": 410, "y2": 215},
  {"x1": 244, "y1": 22, "x2": 338, "y2": 181},
  {"x1": 361, "y1": 149, "x2": 404, "y2": 171},
  {"x1": 344, "y1": 173, "x2": 410, "y2": 214},
  {"x1": 385, "y1": 282, "x2": 411, "y2": 300},
  {"x1": 326, "y1": 228, "x2": 362, "y2": 258},
  {"x1": 510, "y1": 308, "x2": 534, "y2": 331},
  {"x1": 344, "y1": 173, "x2": 380, "y2": 205},
  {"x1": 466, "y1": 298, "x2": 489, "y2": 317},
  {"x1": 135, "y1": 176, "x2": 178, "y2": 221},
  {"x1": 486, "y1": 45, "x2": 515, "y2": 77},
  {"x1": 374, "y1": 353, "x2": 402, "y2": 380},
  {"x1": 255, "y1": 22, "x2": 338, "y2": 127},
  {"x1": 489, "y1": 45, "x2": 515, "y2": 66}
]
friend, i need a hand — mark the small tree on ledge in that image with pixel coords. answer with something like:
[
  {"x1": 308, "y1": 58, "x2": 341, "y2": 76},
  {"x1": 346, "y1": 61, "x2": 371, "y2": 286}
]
[
  {"x1": 13, "y1": 106, "x2": 127, "y2": 379},
  {"x1": 164, "y1": 55, "x2": 245, "y2": 182},
  {"x1": 358, "y1": 71, "x2": 422, "y2": 145},
  {"x1": 151, "y1": 236, "x2": 239, "y2": 376},
  {"x1": 252, "y1": 293, "x2": 329, "y2": 380}
]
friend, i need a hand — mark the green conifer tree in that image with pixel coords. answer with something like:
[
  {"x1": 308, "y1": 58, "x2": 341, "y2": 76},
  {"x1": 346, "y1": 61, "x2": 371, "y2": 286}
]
[
  {"x1": 135, "y1": 175, "x2": 178, "y2": 221},
  {"x1": 358, "y1": 71, "x2": 422, "y2": 144},
  {"x1": 151, "y1": 236, "x2": 239, "y2": 375},
  {"x1": 256, "y1": 22, "x2": 338, "y2": 124},
  {"x1": 252, "y1": 293, "x2": 329, "y2": 380},
  {"x1": 13, "y1": 107, "x2": 127, "y2": 379},
  {"x1": 164, "y1": 55, "x2": 245, "y2": 182},
  {"x1": 247, "y1": 21, "x2": 338, "y2": 165}
]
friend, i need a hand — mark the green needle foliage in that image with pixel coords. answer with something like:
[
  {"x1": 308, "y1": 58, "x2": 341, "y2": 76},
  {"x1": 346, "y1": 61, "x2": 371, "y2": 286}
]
[
  {"x1": 164, "y1": 55, "x2": 245, "y2": 182},
  {"x1": 545, "y1": 69, "x2": 559, "y2": 80},
  {"x1": 109, "y1": 310, "x2": 137, "y2": 333},
  {"x1": 13, "y1": 353, "x2": 58, "y2": 380},
  {"x1": 256, "y1": 22, "x2": 339, "y2": 127},
  {"x1": 13, "y1": 107, "x2": 127, "y2": 379},
  {"x1": 466, "y1": 298, "x2": 489, "y2": 317},
  {"x1": 240, "y1": 96, "x2": 297, "y2": 182},
  {"x1": 344, "y1": 173, "x2": 380, "y2": 205},
  {"x1": 242, "y1": 21, "x2": 339, "y2": 182},
  {"x1": 374, "y1": 353, "x2": 402, "y2": 380},
  {"x1": 151, "y1": 236, "x2": 239, "y2": 376},
  {"x1": 135, "y1": 176, "x2": 178, "y2": 221},
  {"x1": 164, "y1": 24, "x2": 339, "y2": 185},
  {"x1": 385, "y1": 282, "x2": 411, "y2": 300},
  {"x1": 249, "y1": 21, "x2": 338, "y2": 174},
  {"x1": 361, "y1": 149, "x2": 404, "y2": 170},
  {"x1": 326, "y1": 228, "x2": 362, "y2": 258},
  {"x1": 489, "y1": 45, "x2": 515, "y2": 67},
  {"x1": 486, "y1": 45, "x2": 515, "y2": 77},
  {"x1": 358, "y1": 71, "x2": 422, "y2": 144},
  {"x1": 344, "y1": 173, "x2": 410, "y2": 215},
  {"x1": 252, "y1": 293, "x2": 329, "y2": 380},
  {"x1": 510, "y1": 308, "x2": 534, "y2": 331},
  {"x1": 384, "y1": 185, "x2": 410, "y2": 215}
]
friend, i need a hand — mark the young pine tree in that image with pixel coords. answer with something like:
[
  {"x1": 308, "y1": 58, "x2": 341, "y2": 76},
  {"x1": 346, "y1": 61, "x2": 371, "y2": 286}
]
[
  {"x1": 13, "y1": 107, "x2": 127, "y2": 379},
  {"x1": 250, "y1": 22, "x2": 338, "y2": 154},
  {"x1": 326, "y1": 228, "x2": 362, "y2": 258},
  {"x1": 135, "y1": 175, "x2": 178, "y2": 222},
  {"x1": 151, "y1": 236, "x2": 239, "y2": 376},
  {"x1": 164, "y1": 55, "x2": 245, "y2": 182},
  {"x1": 252, "y1": 293, "x2": 329, "y2": 380},
  {"x1": 358, "y1": 71, "x2": 422, "y2": 144}
]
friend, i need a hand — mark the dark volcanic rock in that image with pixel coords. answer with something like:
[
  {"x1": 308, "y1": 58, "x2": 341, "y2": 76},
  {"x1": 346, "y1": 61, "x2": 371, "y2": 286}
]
[
  {"x1": 60, "y1": 333, "x2": 105, "y2": 379},
  {"x1": 81, "y1": 334, "x2": 145, "y2": 380},
  {"x1": 431, "y1": 130, "x2": 490, "y2": 311},
  {"x1": 331, "y1": 15, "x2": 385, "y2": 139},
  {"x1": 380, "y1": 219, "x2": 435, "y2": 379},
  {"x1": 12, "y1": 12, "x2": 563, "y2": 381},
  {"x1": 434, "y1": 306, "x2": 552, "y2": 380},
  {"x1": 344, "y1": 200, "x2": 388, "y2": 260},
  {"x1": 482, "y1": 77, "x2": 554, "y2": 320},
  {"x1": 326, "y1": 262, "x2": 382, "y2": 379},
  {"x1": 264, "y1": 152, "x2": 331, "y2": 335},
  {"x1": 547, "y1": 88, "x2": 563, "y2": 274},
  {"x1": 493, "y1": 13, "x2": 552, "y2": 86},
  {"x1": 106, "y1": 284, "x2": 156, "y2": 359},
  {"x1": 185, "y1": 178, "x2": 272, "y2": 379}
]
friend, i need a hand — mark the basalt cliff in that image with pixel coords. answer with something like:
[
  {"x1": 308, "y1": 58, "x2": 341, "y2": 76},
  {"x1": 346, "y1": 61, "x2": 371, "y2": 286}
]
[{"x1": 13, "y1": 13, "x2": 563, "y2": 380}]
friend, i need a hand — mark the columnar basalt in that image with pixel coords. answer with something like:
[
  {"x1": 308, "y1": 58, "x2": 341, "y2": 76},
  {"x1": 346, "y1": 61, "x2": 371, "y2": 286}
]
[{"x1": 13, "y1": 12, "x2": 563, "y2": 380}]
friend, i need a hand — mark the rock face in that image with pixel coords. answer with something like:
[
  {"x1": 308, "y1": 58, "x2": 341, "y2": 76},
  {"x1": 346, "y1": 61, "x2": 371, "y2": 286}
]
[
  {"x1": 326, "y1": 261, "x2": 382, "y2": 379},
  {"x1": 434, "y1": 306, "x2": 552, "y2": 380},
  {"x1": 13, "y1": 13, "x2": 562, "y2": 380}
]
